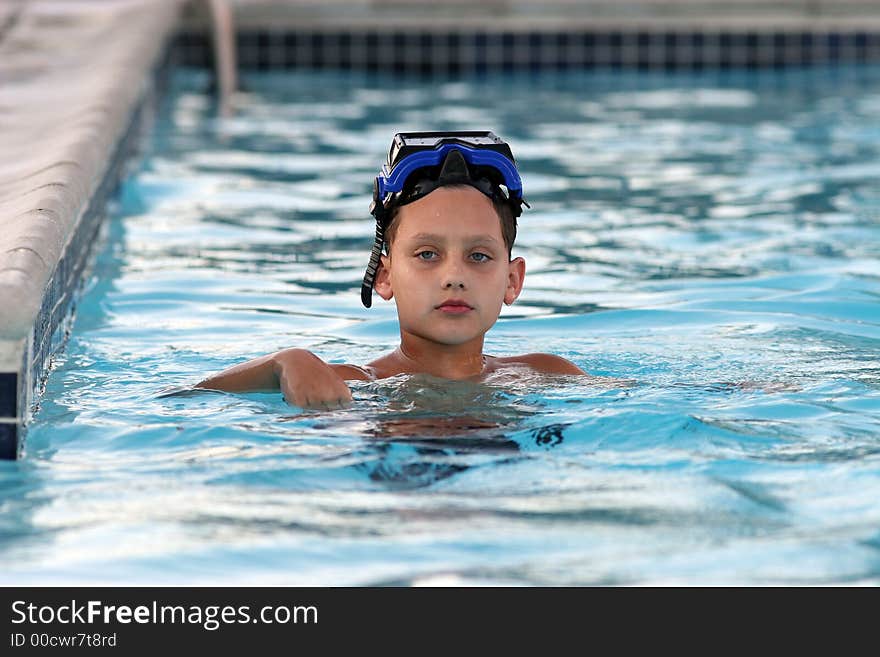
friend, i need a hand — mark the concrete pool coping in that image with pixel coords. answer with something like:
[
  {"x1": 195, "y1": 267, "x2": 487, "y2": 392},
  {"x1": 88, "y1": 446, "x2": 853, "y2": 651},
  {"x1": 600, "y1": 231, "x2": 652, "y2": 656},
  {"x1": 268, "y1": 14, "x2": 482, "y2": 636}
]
[
  {"x1": 1, "y1": 0, "x2": 880, "y2": 459},
  {"x1": 206, "y1": 0, "x2": 880, "y2": 31}
]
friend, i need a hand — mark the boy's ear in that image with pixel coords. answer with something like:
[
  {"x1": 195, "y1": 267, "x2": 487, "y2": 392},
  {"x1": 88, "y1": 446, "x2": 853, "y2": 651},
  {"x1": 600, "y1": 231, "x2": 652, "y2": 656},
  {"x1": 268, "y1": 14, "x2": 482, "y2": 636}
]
[
  {"x1": 374, "y1": 254, "x2": 394, "y2": 301},
  {"x1": 504, "y1": 257, "x2": 526, "y2": 305}
]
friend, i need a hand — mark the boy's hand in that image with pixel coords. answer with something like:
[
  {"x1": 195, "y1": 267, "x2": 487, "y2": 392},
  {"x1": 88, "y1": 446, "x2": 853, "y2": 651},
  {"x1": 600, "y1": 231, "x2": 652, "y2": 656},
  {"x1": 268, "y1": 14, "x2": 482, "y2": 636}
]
[{"x1": 273, "y1": 348, "x2": 353, "y2": 409}]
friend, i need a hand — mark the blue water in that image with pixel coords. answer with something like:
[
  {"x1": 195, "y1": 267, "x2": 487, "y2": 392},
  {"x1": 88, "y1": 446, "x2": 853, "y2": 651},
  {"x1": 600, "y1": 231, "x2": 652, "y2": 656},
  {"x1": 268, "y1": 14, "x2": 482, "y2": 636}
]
[{"x1": 3, "y1": 67, "x2": 880, "y2": 585}]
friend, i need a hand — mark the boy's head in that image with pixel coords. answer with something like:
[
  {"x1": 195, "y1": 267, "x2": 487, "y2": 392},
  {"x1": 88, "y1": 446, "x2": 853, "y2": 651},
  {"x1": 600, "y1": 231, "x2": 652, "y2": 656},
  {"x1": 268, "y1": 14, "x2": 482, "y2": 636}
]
[
  {"x1": 361, "y1": 131, "x2": 528, "y2": 309},
  {"x1": 373, "y1": 184, "x2": 526, "y2": 348}
]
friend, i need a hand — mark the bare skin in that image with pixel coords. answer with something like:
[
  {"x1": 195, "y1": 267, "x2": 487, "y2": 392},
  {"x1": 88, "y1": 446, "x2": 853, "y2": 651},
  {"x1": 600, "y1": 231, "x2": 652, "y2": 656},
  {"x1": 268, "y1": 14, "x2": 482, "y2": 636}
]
[{"x1": 195, "y1": 187, "x2": 586, "y2": 408}]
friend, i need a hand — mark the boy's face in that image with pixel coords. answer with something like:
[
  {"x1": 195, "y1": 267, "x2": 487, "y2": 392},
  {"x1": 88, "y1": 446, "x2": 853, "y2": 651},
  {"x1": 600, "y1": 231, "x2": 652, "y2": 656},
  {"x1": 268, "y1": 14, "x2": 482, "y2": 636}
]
[{"x1": 374, "y1": 186, "x2": 525, "y2": 347}]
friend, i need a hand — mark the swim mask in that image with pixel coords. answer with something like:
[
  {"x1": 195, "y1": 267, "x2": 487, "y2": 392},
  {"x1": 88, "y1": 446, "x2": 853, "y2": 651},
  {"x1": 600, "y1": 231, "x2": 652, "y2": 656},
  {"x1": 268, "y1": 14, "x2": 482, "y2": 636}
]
[{"x1": 361, "y1": 131, "x2": 528, "y2": 308}]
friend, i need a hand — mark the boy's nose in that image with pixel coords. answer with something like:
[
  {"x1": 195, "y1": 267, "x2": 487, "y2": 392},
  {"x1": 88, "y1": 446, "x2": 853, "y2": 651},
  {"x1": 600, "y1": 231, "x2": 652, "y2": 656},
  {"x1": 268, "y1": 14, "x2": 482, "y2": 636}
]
[{"x1": 441, "y1": 261, "x2": 466, "y2": 289}]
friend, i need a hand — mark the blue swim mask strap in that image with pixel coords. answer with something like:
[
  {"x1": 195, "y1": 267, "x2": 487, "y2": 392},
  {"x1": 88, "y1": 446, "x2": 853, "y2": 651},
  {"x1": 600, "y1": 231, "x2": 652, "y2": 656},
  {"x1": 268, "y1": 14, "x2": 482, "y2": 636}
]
[{"x1": 361, "y1": 131, "x2": 529, "y2": 308}]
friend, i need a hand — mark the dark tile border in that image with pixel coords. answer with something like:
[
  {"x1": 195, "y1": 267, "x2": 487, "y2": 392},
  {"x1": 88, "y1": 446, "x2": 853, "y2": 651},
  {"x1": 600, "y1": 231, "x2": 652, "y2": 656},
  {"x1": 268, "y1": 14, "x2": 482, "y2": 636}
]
[
  {"x1": 0, "y1": 421, "x2": 16, "y2": 460},
  {"x1": 0, "y1": 337, "x2": 25, "y2": 458},
  {"x1": 0, "y1": 372, "x2": 14, "y2": 419},
  {"x1": 175, "y1": 29, "x2": 880, "y2": 72}
]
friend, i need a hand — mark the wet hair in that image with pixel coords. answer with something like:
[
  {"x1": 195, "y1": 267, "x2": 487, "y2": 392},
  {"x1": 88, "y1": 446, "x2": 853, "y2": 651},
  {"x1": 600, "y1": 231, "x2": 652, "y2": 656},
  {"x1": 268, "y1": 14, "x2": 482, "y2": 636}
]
[{"x1": 382, "y1": 184, "x2": 518, "y2": 259}]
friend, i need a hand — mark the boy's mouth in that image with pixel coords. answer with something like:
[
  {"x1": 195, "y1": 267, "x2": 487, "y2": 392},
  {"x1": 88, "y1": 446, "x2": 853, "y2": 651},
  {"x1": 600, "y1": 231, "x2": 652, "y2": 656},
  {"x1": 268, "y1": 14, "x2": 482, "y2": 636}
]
[{"x1": 436, "y1": 299, "x2": 474, "y2": 314}]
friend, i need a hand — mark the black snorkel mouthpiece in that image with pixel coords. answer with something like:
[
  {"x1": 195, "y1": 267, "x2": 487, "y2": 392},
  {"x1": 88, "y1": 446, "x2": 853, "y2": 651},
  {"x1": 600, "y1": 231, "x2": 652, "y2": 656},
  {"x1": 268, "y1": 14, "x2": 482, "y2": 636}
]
[{"x1": 361, "y1": 131, "x2": 528, "y2": 308}]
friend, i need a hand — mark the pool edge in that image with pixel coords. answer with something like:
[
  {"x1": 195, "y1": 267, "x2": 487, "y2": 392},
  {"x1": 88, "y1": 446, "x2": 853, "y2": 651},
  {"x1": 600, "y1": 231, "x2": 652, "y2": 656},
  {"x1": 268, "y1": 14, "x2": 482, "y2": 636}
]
[{"x1": 0, "y1": 1, "x2": 183, "y2": 459}]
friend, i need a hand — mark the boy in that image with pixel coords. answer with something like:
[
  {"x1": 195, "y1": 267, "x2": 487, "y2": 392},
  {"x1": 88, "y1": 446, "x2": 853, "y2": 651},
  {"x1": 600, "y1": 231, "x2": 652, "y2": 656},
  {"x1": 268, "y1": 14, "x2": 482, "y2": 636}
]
[{"x1": 196, "y1": 131, "x2": 586, "y2": 408}]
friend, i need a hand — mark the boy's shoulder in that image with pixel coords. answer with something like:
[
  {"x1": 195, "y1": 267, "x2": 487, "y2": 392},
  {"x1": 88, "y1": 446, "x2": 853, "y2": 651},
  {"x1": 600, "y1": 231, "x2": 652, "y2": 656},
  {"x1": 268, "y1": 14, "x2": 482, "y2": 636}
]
[
  {"x1": 329, "y1": 363, "x2": 375, "y2": 381},
  {"x1": 328, "y1": 352, "x2": 585, "y2": 381},
  {"x1": 491, "y1": 352, "x2": 586, "y2": 375}
]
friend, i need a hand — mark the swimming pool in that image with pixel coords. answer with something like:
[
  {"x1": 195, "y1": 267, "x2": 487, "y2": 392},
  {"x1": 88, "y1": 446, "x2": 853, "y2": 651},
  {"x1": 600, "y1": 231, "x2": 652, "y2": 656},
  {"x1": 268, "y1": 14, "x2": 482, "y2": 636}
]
[{"x1": 2, "y1": 67, "x2": 879, "y2": 585}]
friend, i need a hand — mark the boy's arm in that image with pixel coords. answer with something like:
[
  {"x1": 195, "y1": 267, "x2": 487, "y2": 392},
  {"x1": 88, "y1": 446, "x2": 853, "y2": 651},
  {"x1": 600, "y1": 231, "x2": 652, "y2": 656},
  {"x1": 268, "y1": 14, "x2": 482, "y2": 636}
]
[
  {"x1": 195, "y1": 348, "x2": 361, "y2": 408},
  {"x1": 195, "y1": 352, "x2": 279, "y2": 392}
]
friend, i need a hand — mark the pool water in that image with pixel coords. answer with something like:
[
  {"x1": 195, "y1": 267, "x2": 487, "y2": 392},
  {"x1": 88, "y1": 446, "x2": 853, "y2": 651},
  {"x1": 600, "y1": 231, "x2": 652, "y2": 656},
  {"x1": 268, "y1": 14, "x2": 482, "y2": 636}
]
[{"x1": 3, "y1": 67, "x2": 880, "y2": 585}]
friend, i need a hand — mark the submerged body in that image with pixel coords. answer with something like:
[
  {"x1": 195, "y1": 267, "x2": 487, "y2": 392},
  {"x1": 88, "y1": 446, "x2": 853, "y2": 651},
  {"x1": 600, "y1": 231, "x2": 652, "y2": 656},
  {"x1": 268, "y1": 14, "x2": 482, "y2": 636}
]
[{"x1": 196, "y1": 186, "x2": 585, "y2": 408}]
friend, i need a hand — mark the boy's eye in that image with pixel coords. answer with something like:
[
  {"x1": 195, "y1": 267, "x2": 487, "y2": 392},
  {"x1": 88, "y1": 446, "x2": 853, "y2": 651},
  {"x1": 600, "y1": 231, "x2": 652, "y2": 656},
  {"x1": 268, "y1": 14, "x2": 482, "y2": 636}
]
[
  {"x1": 470, "y1": 252, "x2": 491, "y2": 262},
  {"x1": 416, "y1": 250, "x2": 437, "y2": 260}
]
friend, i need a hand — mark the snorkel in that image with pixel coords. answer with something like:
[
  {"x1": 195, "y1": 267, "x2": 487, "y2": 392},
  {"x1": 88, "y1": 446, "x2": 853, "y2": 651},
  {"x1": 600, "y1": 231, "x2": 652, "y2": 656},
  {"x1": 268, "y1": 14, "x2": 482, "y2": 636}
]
[{"x1": 361, "y1": 131, "x2": 529, "y2": 308}]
